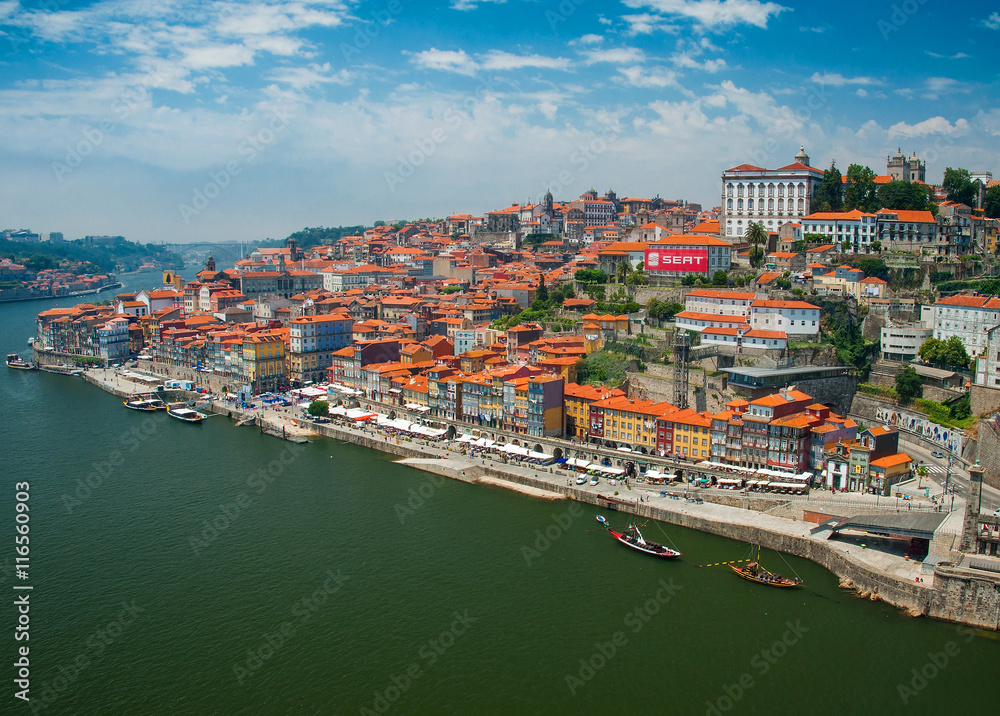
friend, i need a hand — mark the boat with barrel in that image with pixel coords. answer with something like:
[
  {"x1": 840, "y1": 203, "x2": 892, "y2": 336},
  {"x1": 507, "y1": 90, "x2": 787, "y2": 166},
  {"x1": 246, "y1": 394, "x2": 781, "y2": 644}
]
[
  {"x1": 123, "y1": 393, "x2": 166, "y2": 411},
  {"x1": 729, "y1": 545, "x2": 802, "y2": 588},
  {"x1": 167, "y1": 404, "x2": 207, "y2": 423},
  {"x1": 597, "y1": 516, "x2": 681, "y2": 559},
  {"x1": 6, "y1": 353, "x2": 37, "y2": 370}
]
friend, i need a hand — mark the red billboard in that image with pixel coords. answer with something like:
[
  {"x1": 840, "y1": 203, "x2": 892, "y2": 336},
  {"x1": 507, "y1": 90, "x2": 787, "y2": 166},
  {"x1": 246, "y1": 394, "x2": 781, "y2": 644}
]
[{"x1": 644, "y1": 247, "x2": 709, "y2": 274}]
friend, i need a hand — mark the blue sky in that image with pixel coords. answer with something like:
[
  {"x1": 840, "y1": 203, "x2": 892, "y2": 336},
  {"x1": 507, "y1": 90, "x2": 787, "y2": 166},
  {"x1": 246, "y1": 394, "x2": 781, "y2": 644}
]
[{"x1": 1, "y1": 0, "x2": 998, "y2": 244}]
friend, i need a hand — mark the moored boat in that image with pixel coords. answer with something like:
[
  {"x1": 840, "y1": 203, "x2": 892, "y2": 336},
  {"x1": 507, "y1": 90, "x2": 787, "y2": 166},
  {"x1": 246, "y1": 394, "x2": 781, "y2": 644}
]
[
  {"x1": 123, "y1": 393, "x2": 166, "y2": 411},
  {"x1": 607, "y1": 522, "x2": 681, "y2": 559},
  {"x1": 167, "y1": 404, "x2": 207, "y2": 423},
  {"x1": 729, "y1": 561, "x2": 802, "y2": 588},
  {"x1": 6, "y1": 353, "x2": 37, "y2": 370}
]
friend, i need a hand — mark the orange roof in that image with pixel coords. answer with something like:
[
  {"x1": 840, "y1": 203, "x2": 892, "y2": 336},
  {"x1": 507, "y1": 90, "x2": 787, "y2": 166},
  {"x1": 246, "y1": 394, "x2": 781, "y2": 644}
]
[
  {"x1": 743, "y1": 329, "x2": 787, "y2": 339},
  {"x1": 651, "y1": 234, "x2": 730, "y2": 247},
  {"x1": 702, "y1": 326, "x2": 740, "y2": 335},
  {"x1": 752, "y1": 300, "x2": 820, "y2": 310},
  {"x1": 675, "y1": 311, "x2": 747, "y2": 324},
  {"x1": 685, "y1": 290, "x2": 757, "y2": 300},
  {"x1": 870, "y1": 453, "x2": 912, "y2": 469},
  {"x1": 755, "y1": 272, "x2": 782, "y2": 284},
  {"x1": 806, "y1": 244, "x2": 837, "y2": 253}
]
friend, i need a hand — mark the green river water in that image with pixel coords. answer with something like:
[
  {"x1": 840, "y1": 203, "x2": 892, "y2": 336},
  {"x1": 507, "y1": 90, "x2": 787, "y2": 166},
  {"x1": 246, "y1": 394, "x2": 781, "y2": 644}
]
[{"x1": 1, "y1": 271, "x2": 997, "y2": 715}]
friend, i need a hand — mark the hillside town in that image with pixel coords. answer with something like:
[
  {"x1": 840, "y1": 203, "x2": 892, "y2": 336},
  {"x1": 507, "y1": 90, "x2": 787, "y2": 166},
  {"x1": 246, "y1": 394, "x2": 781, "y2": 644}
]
[{"x1": 28, "y1": 149, "x2": 1000, "y2": 503}]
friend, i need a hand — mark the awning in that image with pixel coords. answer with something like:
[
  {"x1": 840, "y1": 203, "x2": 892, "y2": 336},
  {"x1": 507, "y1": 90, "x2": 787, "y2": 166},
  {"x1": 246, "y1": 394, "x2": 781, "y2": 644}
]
[
  {"x1": 717, "y1": 478, "x2": 743, "y2": 485},
  {"x1": 566, "y1": 457, "x2": 591, "y2": 469},
  {"x1": 528, "y1": 450, "x2": 554, "y2": 463},
  {"x1": 456, "y1": 434, "x2": 475, "y2": 443},
  {"x1": 616, "y1": 446, "x2": 634, "y2": 452},
  {"x1": 501, "y1": 444, "x2": 530, "y2": 456},
  {"x1": 599, "y1": 466, "x2": 625, "y2": 475}
]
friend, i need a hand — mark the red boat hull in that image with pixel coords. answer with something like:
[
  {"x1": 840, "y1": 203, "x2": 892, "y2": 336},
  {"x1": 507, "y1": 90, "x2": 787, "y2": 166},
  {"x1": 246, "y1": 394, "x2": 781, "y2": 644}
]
[{"x1": 609, "y1": 530, "x2": 681, "y2": 558}]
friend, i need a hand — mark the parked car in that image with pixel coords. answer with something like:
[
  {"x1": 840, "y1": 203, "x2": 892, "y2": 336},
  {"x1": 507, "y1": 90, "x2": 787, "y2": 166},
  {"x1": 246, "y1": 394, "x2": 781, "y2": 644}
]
[
  {"x1": 993, "y1": 508, "x2": 1000, "y2": 517},
  {"x1": 590, "y1": 476, "x2": 599, "y2": 486},
  {"x1": 575, "y1": 476, "x2": 587, "y2": 485},
  {"x1": 931, "y1": 451, "x2": 944, "y2": 458}
]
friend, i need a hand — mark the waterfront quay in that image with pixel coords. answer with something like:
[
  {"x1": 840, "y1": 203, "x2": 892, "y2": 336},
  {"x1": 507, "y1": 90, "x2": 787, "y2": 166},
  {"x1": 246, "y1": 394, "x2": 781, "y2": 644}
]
[{"x1": 81, "y1": 366, "x2": 1000, "y2": 630}]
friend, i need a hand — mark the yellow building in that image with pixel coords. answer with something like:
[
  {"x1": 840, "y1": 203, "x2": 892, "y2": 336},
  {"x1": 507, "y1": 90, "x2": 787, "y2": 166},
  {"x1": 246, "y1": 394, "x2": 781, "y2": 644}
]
[
  {"x1": 242, "y1": 330, "x2": 286, "y2": 392},
  {"x1": 564, "y1": 383, "x2": 626, "y2": 440},
  {"x1": 671, "y1": 409, "x2": 713, "y2": 460}
]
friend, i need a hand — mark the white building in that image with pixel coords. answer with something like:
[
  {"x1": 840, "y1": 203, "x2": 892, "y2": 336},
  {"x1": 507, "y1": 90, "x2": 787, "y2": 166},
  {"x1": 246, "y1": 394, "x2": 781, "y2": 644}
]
[
  {"x1": 932, "y1": 295, "x2": 1000, "y2": 359},
  {"x1": 975, "y1": 325, "x2": 1000, "y2": 387},
  {"x1": 742, "y1": 329, "x2": 788, "y2": 349},
  {"x1": 874, "y1": 209, "x2": 938, "y2": 254},
  {"x1": 674, "y1": 312, "x2": 747, "y2": 333},
  {"x1": 880, "y1": 324, "x2": 932, "y2": 362},
  {"x1": 683, "y1": 290, "x2": 758, "y2": 319},
  {"x1": 800, "y1": 209, "x2": 878, "y2": 253},
  {"x1": 750, "y1": 300, "x2": 820, "y2": 336},
  {"x1": 720, "y1": 147, "x2": 824, "y2": 241}
]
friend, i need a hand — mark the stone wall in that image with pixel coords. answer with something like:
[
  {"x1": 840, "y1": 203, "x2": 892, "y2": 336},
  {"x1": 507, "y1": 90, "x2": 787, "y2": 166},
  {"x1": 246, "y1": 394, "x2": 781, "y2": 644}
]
[
  {"x1": 971, "y1": 384, "x2": 1000, "y2": 417},
  {"x1": 973, "y1": 417, "x2": 1000, "y2": 491}
]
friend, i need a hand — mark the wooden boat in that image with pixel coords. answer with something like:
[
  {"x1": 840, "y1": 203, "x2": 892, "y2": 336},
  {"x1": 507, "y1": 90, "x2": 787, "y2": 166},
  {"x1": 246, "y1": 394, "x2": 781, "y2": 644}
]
[
  {"x1": 6, "y1": 353, "x2": 37, "y2": 370},
  {"x1": 123, "y1": 393, "x2": 166, "y2": 411},
  {"x1": 608, "y1": 523, "x2": 681, "y2": 559},
  {"x1": 167, "y1": 405, "x2": 206, "y2": 423},
  {"x1": 729, "y1": 546, "x2": 801, "y2": 587}
]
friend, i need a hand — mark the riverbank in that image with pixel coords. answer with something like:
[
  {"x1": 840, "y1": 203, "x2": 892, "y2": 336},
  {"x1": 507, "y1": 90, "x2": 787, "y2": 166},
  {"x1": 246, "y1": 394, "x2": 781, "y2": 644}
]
[{"x1": 78, "y1": 366, "x2": 1000, "y2": 630}]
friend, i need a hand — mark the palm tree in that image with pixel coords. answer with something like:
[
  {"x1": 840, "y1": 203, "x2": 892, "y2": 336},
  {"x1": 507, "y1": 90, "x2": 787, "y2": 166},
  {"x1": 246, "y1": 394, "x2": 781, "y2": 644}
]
[
  {"x1": 744, "y1": 221, "x2": 768, "y2": 269},
  {"x1": 615, "y1": 260, "x2": 633, "y2": 285}
]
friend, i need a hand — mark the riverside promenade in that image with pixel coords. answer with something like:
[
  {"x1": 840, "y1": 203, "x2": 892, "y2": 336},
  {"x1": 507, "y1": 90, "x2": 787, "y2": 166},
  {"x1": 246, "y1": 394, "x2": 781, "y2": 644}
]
[{"x1": 81, "y1": 367, "x2": 999, "y2": 629}]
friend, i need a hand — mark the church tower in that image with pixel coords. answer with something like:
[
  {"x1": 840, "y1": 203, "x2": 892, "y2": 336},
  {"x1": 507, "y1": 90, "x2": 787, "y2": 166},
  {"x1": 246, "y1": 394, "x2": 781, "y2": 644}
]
[{"x1": 204, "y1": 254, "x2": 216, "y2": 273}]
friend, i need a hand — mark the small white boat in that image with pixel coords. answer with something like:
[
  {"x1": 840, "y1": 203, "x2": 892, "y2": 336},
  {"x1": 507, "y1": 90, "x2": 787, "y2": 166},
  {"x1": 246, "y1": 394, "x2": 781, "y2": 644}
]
[{"x1": 167, "y1": 405, "x2": 206, "y2": 423}]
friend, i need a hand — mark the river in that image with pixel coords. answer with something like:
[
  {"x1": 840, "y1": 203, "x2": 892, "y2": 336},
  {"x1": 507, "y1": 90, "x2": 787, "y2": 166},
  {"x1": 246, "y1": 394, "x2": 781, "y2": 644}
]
[{"x1": 1, "y1": 270, "x2": 997, "y2": 715}]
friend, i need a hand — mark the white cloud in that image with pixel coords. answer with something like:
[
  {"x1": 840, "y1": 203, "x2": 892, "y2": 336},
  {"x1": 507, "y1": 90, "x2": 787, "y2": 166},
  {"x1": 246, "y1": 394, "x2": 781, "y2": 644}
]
[
  {"x1": 268, "y1": 63, "x2": 352, "y2": 90},
  {"x1": 924, "y1": 76, "x2": 970, "y2": 95},
  {"x1": 479, "y1": 51, "x2": 571, "y2": 72},
  {"x1": 451, "y1": 0, "x2": 506, "y2": 10},
  {"x1": 618, "y1": 66, "x2": 679, "y2": 88},
  {"x1": 574, "y1": 34, "x2": 604, "y2": 45},
  {"x1": 580, "y1": 47, "x2": 646, "y2": 65},
  {"x1": 409, "y1": 48, "x2": 478, "y2": 75},
  {"x1": 672, "y1": 53, "x2": 728, "y2": 72},
  {"x1": 926, "y1": 51, "x2": 970, "y2": 59},
  {"x1": 809, "y1": 72, "x2": 881, "y2": 87},
  {"x1": 982, "y1": 11, "x2": 1000, "y2": 30},
  {"x1": 888, "y1": 117, "x2": 969, "y2": 139},
  {"x1": 408, "y1": 48, "x2": 571, "y2": 75},
  {"x1": 622, "y1": 13, "x2": 665, "y2": 34},
  {"x1": 622, "y1": 0, "x2": 790, "y2": 30}
]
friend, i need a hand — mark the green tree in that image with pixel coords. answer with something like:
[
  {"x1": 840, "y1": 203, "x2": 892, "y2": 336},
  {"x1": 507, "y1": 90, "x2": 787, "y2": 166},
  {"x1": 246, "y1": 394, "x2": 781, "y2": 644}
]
[
  {"x1": 984, "y1": 185, "x2": 1000, "y2": 219},
  {"x1": 575, "y1": 268, "x2": 607, "y2": 284},
  {"x1": 851, "y1": 257, "x2": 889, "y2": 281},
  {"x1": 646, "y1": 298, "x2": 683, "y2": 322},
  {"x1": 876, "y1": 181, "x2": 933, "y2": 211},
  {"x1": 942, "y1": 336, "x2": 970, "y2": 369},
  {"x1": 744, "y1": 221, "x2": 768, "y2": 268},
  {"x1": 712, "y1": 269, "x2": 728, "y2": 286},
  {"x1": 615, "y1": 261, "x2": 633, "y2": 284},
  {"x1": 535, "y1": 274, "x2": 549, "y2": 304},
  {"x1": 844, "y1": 163, "x2": 879, "y2": 212},
  {"x1": 942, "y1": 167, "x2": 977, "y2": 207},
  {"x1": 895, "y1": 366, "x2": 922, "y2": 404},
  {"x1": 813, "y1": 161, "x2": 844, "y2": 212},
  {"x1": 307, "y1": 400, "x2": 329, "y2": 417}
]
